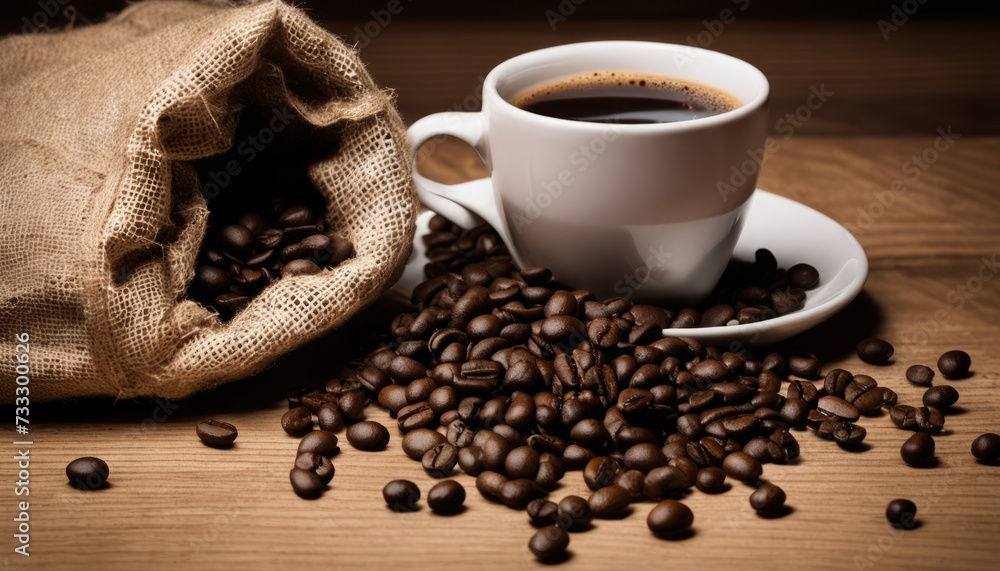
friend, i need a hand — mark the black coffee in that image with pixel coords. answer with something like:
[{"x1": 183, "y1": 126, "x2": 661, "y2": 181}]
[{"x1": 512, "y1": 72, "x2": 738, "y2": 124}]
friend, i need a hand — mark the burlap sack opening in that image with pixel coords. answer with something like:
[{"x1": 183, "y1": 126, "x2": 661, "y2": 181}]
[{"x1": 0, "y1": 0, "x2": 417, "y2": 402}]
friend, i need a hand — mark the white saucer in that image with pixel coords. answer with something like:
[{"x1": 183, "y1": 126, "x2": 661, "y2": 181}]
[{"x1": 396, "y1": 187, "x2": 867, "y2": 347}]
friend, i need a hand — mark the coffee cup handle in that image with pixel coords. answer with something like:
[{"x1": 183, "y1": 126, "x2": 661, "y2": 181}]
[{"x1": 407, "y1": 112, "x2": 511, "y2": 245}]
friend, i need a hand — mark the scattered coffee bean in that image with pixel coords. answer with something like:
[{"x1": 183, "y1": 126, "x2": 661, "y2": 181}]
[
  {"x1": 646, "y1": 499, "x2": 694, "y2": 537},
  {"x1": 905, "y1": 364, "x2": 934, "y2": 386},
  {"x1": 971, "y1": 433, "x2": 1000, "y2": 463},
  {"x1": 297, "y1": 430, "x2": 340, "y2": 457},
  {"x1": 900, "y1": 433, "x2": 935, "y2": 467},
  {"x1": 427, "y1": 480, "x2": 466, "y2": 514},
  {"x1": 695, "y1": 467, "x2": 727, "y2": 494},
  {"x1": 66, "y1": 457, "x2": 109, "y2": 490},
  {"x1": 937, "y1": 350, "x2": 971, "y2": 378},
  {"x1": 281, "y1": 406, "x2": 313, "y2": 436},
  {"x1": 423, "y1": 443, "x2": 459, "y2": 476},
  {"x1": 749, "y1": 483, "x2": 786, "y2": 515},
  {"x1": 886, "y1": 499, "x2": 917, "y2": 528},
  {"x1": 722, "y1": 452, "x2": 762, "y2": 483},
  {"x1": 557, "y1": 495, "x2": 593, "y2": 530},
  {"x1": 346, "y1": 421, "x2": 390, "y2": 451},
  {"x1": 196, "y1": 420, "x2": 238, "y2": 448},
  {"x1": 857, "y1": 338, "x2": 894, "y2": 365},
  {"x1": 527, "y1": 499, "x2": 559, "y2": 526},
  {"x1": 922, "y1": 385, "x2": 959, "y2": 411},
  {"x1": 289, "y1": 467, "x2": 324, "y2": 499},
  {"x1": 588, "y1": 484, "x2": 632, "y2": 518},
  {"x1": 529, "y1": 526, "x2": 570, "y2": 562},
  {"x1": 382, "y1": 480, "x2": 420, "y2": 512},
  {"x1": 294, "y1": 452, "x2": 334, "y2": 485}
]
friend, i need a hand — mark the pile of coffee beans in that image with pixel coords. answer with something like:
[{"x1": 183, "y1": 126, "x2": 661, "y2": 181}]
[
  {"x1": 271, "y1": 213, "x2": 990, "y2": 562},
  {"x1": 191, "y1": 202, "x2": 353, "y2": 317}
]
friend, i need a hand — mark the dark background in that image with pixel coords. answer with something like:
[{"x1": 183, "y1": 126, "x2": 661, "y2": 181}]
[{"x1": 0, "y1": 0, "x2": 993, "y2": 32}]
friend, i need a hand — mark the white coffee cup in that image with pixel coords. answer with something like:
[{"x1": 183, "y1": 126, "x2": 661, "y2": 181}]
[{"x1": 408, "y1": 41, "x2": 769, "y2": 303}]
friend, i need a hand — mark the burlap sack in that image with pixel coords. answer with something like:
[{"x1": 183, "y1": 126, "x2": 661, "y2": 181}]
[{"x1": 0, "y1": 0, "x2": 417, "y2": 402}]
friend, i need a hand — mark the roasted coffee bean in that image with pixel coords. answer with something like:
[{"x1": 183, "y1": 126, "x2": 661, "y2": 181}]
[
  {"x1": 397, "y1": 402, "x2": 436, "y2": 432},
  {"x1": 886, "y1": 499, "x2": 917, "y2": 528},
  {"x1": 779, "y1": 398, "x2": 810, "y2": 429},
  {"x1": 66, "y1": 457, "x2": 109, "y2": 490},
  {"x1": 405, "y1": 377, "x2": 436, "y2": 403},
  {"x1": 695, "y1": 467, "x2": 727, "y2": 494},
  {"x1": 786, "y1": 380, "x2": 818, "y2": 404},
  {"x1": 647, "y1": 500, "x2": 694, "y2": 537},
  {"x1": 584, "y1": 456, "x2": 620, "y2": 490},
  {"x1": 690, "y1": 359, "x2": 730, "y2": 383},
  {"x1": 427, "y1": 480, "x2": 465, "y2": 514},
  {"x1": 750, "y1": 483, "x2": 786, "y2": 515},
  {"x1": 787, "y1": 352, "x2": 821, "y2": 379},
  {"x1": 700, "y1": 304, "x2": 736, "y2": 327},
  {"x1": 614, "y1": 469, "x2": 646, "y2": 500},
  {"x1": 289, "y1": 468, "x2": 324, "y2": 499},
  {"x1": 218, "y1": 224, "x2": 255, "y2": 259},
  {"x1": 857, "y1": 337, "x2": 894, "y2": 365},
  {"x1": 337, "y1": 391, "x2": 366, "y2": 422},
  {"x1": 534, "y1": 453, "x2": 564, "y2": 490},
  {"x1": 642, "y1": 466, "x2": 690, "y2": 499},
  {"x1": 276, "y1": 206, "x2": 315, "y2": 228},
  {"x1": 823, "y1": 369, "x2": 854, "y2": 397},
  {"x1": 383, "y1": 479, "x2": 420, "y2": 511},
  {"x1": 378, "y1": 385, "x2": 409, "y2": 415},
  {"x1": 923, "y1": 385, "x2": 959, "y2": 411},
  {"x1": 476, "y1": 430, "x2": 512, "y2": 472},
  {"x1": 771, "y1": 290, "x2": 802, "y2": 315},
  {"x1": 389, "y1": 355, "x2": 428, "y2": 384},
  {"x1": 818, "y1": 421, "x2": 867, "y2": 446},
  {"x1": 301, "y1": 391, "x2": 338, "y2": 412},
  {"x1": 562, "y1": 444, "x2": 597, "y2": 469},
  {"x1": 890, "y1": 405, "x2": 917, "y2": 429},
  {"x1": 458, "y1": 445, "x2": 485, "y2": 476},
  {"x1": 196, "y1": 265, "x2": 232, "y2": 292},
  {"x1": 845, "y1": 375, "x2": 882, "y2": 415},
  {"x1": 527, "y1": 499, "x2": 560, "y2": 526},
  {"x1": 722, "y1": 451, "x2": 762, "y2": 482},
  {"x1": 446, "y1": 419, "x2": 475, "y2": 449},
  {"x1": 428, "y1": 387, "x2": 458, "y2": 416},
  {"x1": 901, "y1": 433, "x2": 935, "y2": 467},
  {"x1": 499, "y1": 478, "x2": 547, "y2": 509},
  {"x1": 891, "y1": 405, "x2": 945, "y2": 433},
  {"x1": 570, "y1": 419, "x2": 611, "y2": 450},
  {"x1": 669, "y1": 308, "x2": 699, "y2": 328},
  {"x1": 529, "y1": 526, "x2": 570, "y2": 562},
  {"x1": 295, "y1": 452, "x2": 335, "y2": 485},
  {"x1": 971, "y1": 433, "x2": 1000, "y2": 463},
  {"x1": 505, "y1": 446, "x2": 541, "y2": 480},
  {"x1": 423, "y1": 443, "x2": 459, "y2": 476},
  {"x1": 588, "y1": 484, "x2": 632, "y2": 518},
  {"x1": 906, "y1": 364, "x2": 935, "y2": 386},
  {"x1": 743, "y1": 436, "x2": 785, "y2": 464},
  {"x1": 623, "y1": 443, "x2": 668, "y2": 473},
  {"x1": 298, "y1": 430, "x2": 340, "y2": 457},
  {"x1": 281, "y1": 406, "x2": 313, "y2": 436},
  {"x1": 817, "y1": 396, "x2": 860, "y2": 422},
  {"x1": 196, "y1": 420, "x2": 238, "y2": 448},
  {"x1": 475, "y1": 470, "x2": 509, "y2": 501},
  {"x1": 880, "y1": 387, "x2": 898, "y2": 408},
  {"x1": 937, "y1": 350, "x2": 971, "y2": 378},
  {"x1": 282, "y1": 258, "x2": 321, "y2": 277},
  {"x1": 788, "y1": 263, "x2": 819, "y2": 288},
  {"x1": 346, "y1": 421, "x2": 389, "y2": 450},
  {"x1": 806, "y1": 409, "x2": 837, "y2": 429},
  {"x1": 587, "y1": 317, "x2": 621, "y2": 349}
]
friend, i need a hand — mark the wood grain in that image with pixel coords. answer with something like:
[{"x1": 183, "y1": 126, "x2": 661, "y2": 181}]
[{"x1": 6, "y1": 19, "x2": 1000, "y2": 571}]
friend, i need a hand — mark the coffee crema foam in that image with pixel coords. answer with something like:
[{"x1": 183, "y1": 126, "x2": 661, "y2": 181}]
[{"x1": 512, "y1": 71, "x2": 740, "y2": 117}]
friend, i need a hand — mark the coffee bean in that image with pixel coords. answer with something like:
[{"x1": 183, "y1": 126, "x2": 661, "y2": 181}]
[
  {"x1": 886, "y1": 499, "x2": 917, "y2": 528},
  {"x1": 196, "y1": 265, "x2": 232, "y2": 292},
  {"x1": 422, "y1": 443, "x2": 459, "y2": 476},
  {"x1": 787, "y1": 352, "x2": 821, "y2": 378},
  {"x1": 722, "y1": 451, "x2": 762, "y2": 482},
  {"x1": 196, "y1": 420, "x2": 238, "y2": 448},
  {"x1": 624, "y1": 443, "x2": 668, "y2": 473},
  {"x1": 817, "y1": 395, "x2": 860, "y2": 422},
  {"x1": 786, "y1": 380, "x2": 818, "y2": 404},
  {"x1": 529, "y1": 526, "x2": 570, "y2": 562},
  {"x1": 937, "y1": 350, "x2": 971, "y2": 378},
  {"x1": 298, "y1": 430, "x2": 340, "y2": 457},
  {"x1": 695, "y1": 467, "x2": 727, "y2": 494},
  {"x1": 294, "y1": 452, "x2": 335, "y2": 485},
  {"x1": 845, "y1": 375, "x2": 882, "y2": 415},
  {"x1": 823, "y1": 369, "x2": 854, "y2": 397},
  {"x1": 700, "y1": 304, "x2": 736, "y2": 327},
  {"x1": 282, "y1": 258, "x2": 321, "y2": 277},
  {"x1": 642, "y1": 466, "x2": 690, "y2": 499},
  {"x1": 346, "y1": 421, "x2": 390, "y2": 450},
  {"x1": 584, "y1": 456, "x2": 621, "y2": 490},
  {"x1": 779, "y1": 399, "x2": 810, "y2": 429},
  {"x1": 905, "y1": 364, "x2": 935, "y2": 386},
  {"x1": 289, "y1": 467, "x2": 324, "y2": 499},
  {"x1": 281, "y1": 407, "x2": 313, "y2": 436},
  {"x1": 857, "y1": 338, "x2": 894, "y2": 365},
  {"x1": 818, "y1": 421, "x2": 867, "y2": 446},
  {"x1": 527, "y1": 499, "x2": 560, "y2": 526},
  {"x1": 880, "y1": 387, "x2": 898, "y2": 408},
  {"x1": 972, "y1": 433, "x2": 1000, "y2": 463},
  {"x1": 316, "y1": 404, "x2": 344, "y2": 432},
  {"x1": 397, "y1": 402, "x2": 436, "y2": 432},
  {"x1": 749, "y1": 483, "x2": 786, "y2": 515},
  {"x1": 646, "y1": 500, "x2": 694, "y2": 537},
  {"x1": 427, "y1": 480, "x2": 465, "y2": 514},
  {"x1": 383, "y1": 479, "x2": 420, "y2": 511},
  {"x1": 301, "y1": 390, "x2": 338, "y2": 412},
  {"x1": 218, "y1": 224, "x2": 255, "y2": 259},
  {"x1": 923, "y1": 385, "x2": 959, "y2": 411},
  {"x1": 901, "y1": 433, "x2": 935, "y2": 467},
  {"x1": 276, "y1": 206, "x2": 315, "y2": 228},
  {"x1": 66, "y1": 457, "x2": 109, "y2": 490},
  {"x1": 588, "y1": 484, "x2": 632, "y2": 518},
  {"x1": 499, "y1": 478, "x2": 547, "y2": 509},
  {"x1": 788, "y1": 263, "x2": 819, "y2": 289},
  {"x1": 587, "y1": 317, "x2": 621, "y2": 349},
  {"x1": 505, "y1": 446, "x2": 541, "y2": 480}
]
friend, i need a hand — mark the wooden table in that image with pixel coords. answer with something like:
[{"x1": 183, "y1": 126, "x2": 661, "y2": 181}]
[{"x1": 9, "y1": 19, "x2": 1000, "y2": 571}]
